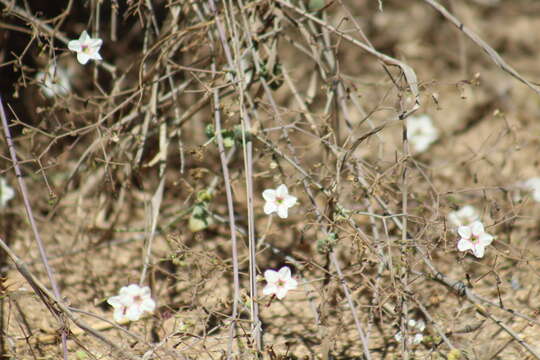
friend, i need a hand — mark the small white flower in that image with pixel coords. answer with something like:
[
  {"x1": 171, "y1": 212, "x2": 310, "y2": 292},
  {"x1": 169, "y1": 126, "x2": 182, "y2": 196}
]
[
  {"x1": 412, "y1": 333, "x2": 424, "y2": 345},
  {"x1": 68, "y1": 31, "x2": 103, "y2": 65},
  {"x1": 407, "y1": 115, "x2": 439, "y2": 153},
  {"x1": 262, "y1": 184, "x2": 297, "y2": 219},
  {"x1": 107, "y1": 284, "x2": 156, "y2": 323},
  {"x1": 394, "y1": 319, "x2": 425, "y2": 345},
  {"x1": 457, "y1": 221, "x2": 494, "y2": 258},
  {"x1": 35, "y1": 64, "x2": 71, "y2": 98},
  {"x1": 448, "y1": 205, "x2": 480, "y2": 228},
  {"x1": 523, "y1": 178, "x2": 540, "y2": 202},
  {"x1": 0, "y1": 177, "x2": 14, "y2": 208},
  {"x1": 263, "y1": 266, "x2": 298, "y2": 300}
]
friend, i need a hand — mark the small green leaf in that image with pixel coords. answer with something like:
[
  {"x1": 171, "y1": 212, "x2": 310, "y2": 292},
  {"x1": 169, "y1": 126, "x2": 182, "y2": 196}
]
[
  {"x1": 196, "y1": 189, "x2": 213, "y2": 203},
  {"x1": 189, "y1": 205, "x2": 213, "y2": 232},
  {"x1": 223, "y1": 136, "x2": 235, "y2": 148},
  {"x1": 205, "y1": 123, "x2": 215, "y2": 139}
]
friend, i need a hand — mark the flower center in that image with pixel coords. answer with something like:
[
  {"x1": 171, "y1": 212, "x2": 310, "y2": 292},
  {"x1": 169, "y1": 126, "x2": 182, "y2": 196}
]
[
  {"x1": 276, "y1": 196, "x2": 284, "y2": 204},
  {"x1": 277, "y1": 279, "x2": 285, "y2": 287},
  {"x1": 81, "y1": 44, "x2": 91, "y2": 54},
  {"x1": 133, "y1": 295, "x2": 143, "y2": 305},
  {"x1": 411, "y1": 128, "x2": 424, "y2": 137}
]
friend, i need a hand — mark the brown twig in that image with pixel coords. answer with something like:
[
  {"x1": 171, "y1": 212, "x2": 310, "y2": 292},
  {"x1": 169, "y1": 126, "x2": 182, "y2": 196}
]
[{"x1": 422, "y1": 0, "x2": 540, "y2": 96}]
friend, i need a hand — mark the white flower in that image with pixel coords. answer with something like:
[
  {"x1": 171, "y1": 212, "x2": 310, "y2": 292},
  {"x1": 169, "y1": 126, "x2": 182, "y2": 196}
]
[
  {"x1": 35, "y1": 64, "x2": 71, "y2": 98},
  {"x1": 0, "y1": 177, "x2": 14, "y2": 208},
  {"x1": 68, "y1": 31, "x2": 103, "y2": 65},
  {"x1": 262, "y1": 266, "x2": 298, "y2": 300},
  {"x1": 448, "y1": 205, "x2": 480, "y2": 228},
  {"x1": 262, "y1": 184, "x2": 297, "y2": 219},
  {"x1": 523, "y1": 178, "x2": 540, "y2": 202},
  {"x1": 107, "y1": 284, "x2": 156, "y2": 323},
  {"x1": 412, "y1": 333, "x2": 424, "y2": 345},
  {"x1": 407, "y1": 115, "x2": 439, "y2": 153},
  {"x1": 457, "y1": 221, "x2": 494, "y2": 258},
  {"x1": 394, "y1": 319, "x2": 425, "y2": 345}
]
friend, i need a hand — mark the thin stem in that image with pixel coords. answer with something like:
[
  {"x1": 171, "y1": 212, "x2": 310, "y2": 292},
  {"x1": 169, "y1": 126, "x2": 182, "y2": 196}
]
[{"x1": 206, "y1": 2, "x2": 243, "y2": 357}]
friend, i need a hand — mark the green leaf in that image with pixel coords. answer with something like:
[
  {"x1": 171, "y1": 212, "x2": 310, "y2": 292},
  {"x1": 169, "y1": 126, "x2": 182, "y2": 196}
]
[{"x1": 189, "y1": 205, "x2": 213, "y2": 232}]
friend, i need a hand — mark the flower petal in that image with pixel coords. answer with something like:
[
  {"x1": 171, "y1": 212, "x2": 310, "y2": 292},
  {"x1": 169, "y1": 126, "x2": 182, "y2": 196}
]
[
  {"x1": 460, "y1": 205, "x2": 477, "y2": 218},
  {"x1": 80, "y1": 31, "x2": 90, "y2": 41},
  {"x1": 275, "y1": 286, "x2": 289, "y2": 299},
  {"x1": 478, "y1": 233, "x2": 493, "y2": 246},
  {"x1": 472, "y1": 244, "x2": 486, "y2": 258},
  {"x1": 262, "y1": 189, "x2": 276, "y2": 202},
  {"x1": 264, "y1": 269, "x2": 279, "y2": 283},
  {"x1": 139, "y1": 298, "x2": 156, "y2": 312},
  {"x1": 457, "y1": 239, "x2": 472, "y2": 252},
  {"x1": 276, "y1": 205, "x2": 289, "y2": 219},
  {"x1": 125, "y1": 306, "x2": 142, "y2": 321},
  {"x1": 533, "y1": 190, "x2": 540, "y2": 202},
  {"x1": 525, "y1": 178, "x2": 540, "y2": 190},
  {"x1": 457, "y1": 225, "x2": 471, "y2": 239},
  {"x1": 282, "y1": 195, "x2": 297, "y2": 208},
  {"x1": 113, "y1": 307, "x2": 127, "y2": 322},
  {"x1": 89, "y1": 38, "x2": 103, "y2": 48},
  {"x1": 447, "y1": 212, "x2": 460, "y2": 227},
  {"x1": 264, "y1": 202, "x2": 277, "y2": 215},
  {"x1": 90, "y1": 51, "x2": 102, "y2": 61},
  {"x1": 412, "y1": 333, "x2": 424, "y2": 345},
  {"x1": 140, "y1": 298, "x2": 156, "y2": 312},
  {"x1": 276, "y1": 184, "x2": 289, "y2": 197},
  {"x1": 77, "y1": 52, "x2": 90, "y2": 65},
  {"x1": 67, "y1": 40, "x2": 81, "y2": 52},
  {"x1": 470, "y1": 221, "x2": 484, "y2": 236},
  {"x1": 107, "y1": 295, "x2": 122, "y2": 308},
  {"x1": 1, "y1": 183, "x2": 14, "y2": 205},
  {"x1": 262, "y1": 284, "x2": 277, "y2": 296},
  {"x1": 412, "y1": 138, "x2": 429, "y2": 153},
  {"x1": 118, "y1": 285, "x2": 130, "y2": 296},
  {"x1": 278, "y1": 266, "x2": 291, "y2": 279},
  {"x1": 124, "y1": 284, "x2": 141, "y2": 296},
  {"x1": 139, "y1": 286, "x2": 151, "y2": 296}
]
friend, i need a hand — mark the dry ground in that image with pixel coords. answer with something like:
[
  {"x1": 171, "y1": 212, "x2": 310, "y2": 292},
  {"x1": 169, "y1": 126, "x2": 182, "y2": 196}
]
[{"x1": 0, "y1": 0, "x2": 540, "y2": 359}]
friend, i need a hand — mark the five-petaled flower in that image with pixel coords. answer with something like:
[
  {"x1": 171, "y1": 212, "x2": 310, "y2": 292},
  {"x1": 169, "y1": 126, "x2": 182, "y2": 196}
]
[
  {"x1": 107, "y1": 284, "x2": 156, "y2": 323},
  {"x1": 448, "y1": 205, "x2": 480, "y2": 228},
  {"x1": 262, "y1": 184, "x2": 297, "y2": 219},
  {"x1": 0, "y1": 177, "x2": 14, "y2": 208},
  {"x1": 407, "y1": 115, "x2": 439, "y2": 153},
  {"x1": 36, "y1": 64, "x2": 71, "y2": 98},
  {"x1": 523, "y1": 177, "x2": 540, "y2": 202},
  {"x1": 68, "y1": 31, "x2": 103, "y2": 65},
  {"x1": 394, "y1": 319, "x2": 426, "y2": 345},
  {"x1": 457, "y1": 221, "x2": 494, "y2": 258},
  {"x1": 263, "y1": 266, "x2": 298, "y2": 300}
]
